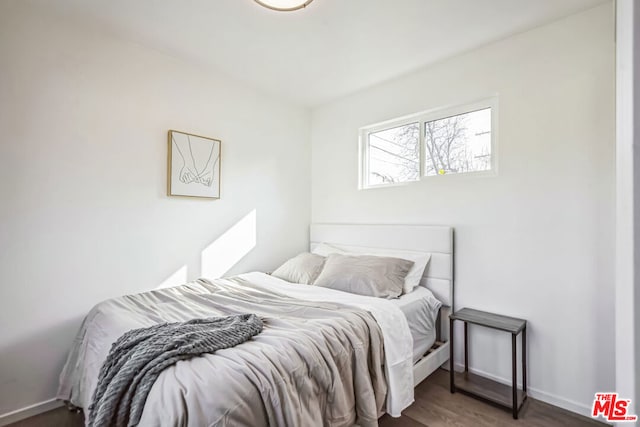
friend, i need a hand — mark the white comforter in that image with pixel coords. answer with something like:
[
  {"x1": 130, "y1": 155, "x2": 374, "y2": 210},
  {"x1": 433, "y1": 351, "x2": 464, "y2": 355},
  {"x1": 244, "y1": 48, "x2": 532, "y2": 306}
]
[
  {"x1": 58, "y1": 272, "x2": 415, "y2": 422},
  {"x1": 240, "y1": 272, "x2": 415, "y2": 416}
]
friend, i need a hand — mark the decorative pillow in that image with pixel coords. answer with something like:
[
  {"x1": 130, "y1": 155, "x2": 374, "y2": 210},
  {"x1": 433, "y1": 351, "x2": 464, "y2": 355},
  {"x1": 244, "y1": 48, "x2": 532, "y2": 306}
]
[
  {"x1": 313, "y1": 253, "x2": 414, "y2": 299},
  {"x1": 311, "y1": 243, "x2": 431, "y2": 294},
  {"x1": 271, "y1": 252, "x2": 326, "y2": 285},
  {"x1": 311, "y1": 242, "x2": 348, "y2": 257}
]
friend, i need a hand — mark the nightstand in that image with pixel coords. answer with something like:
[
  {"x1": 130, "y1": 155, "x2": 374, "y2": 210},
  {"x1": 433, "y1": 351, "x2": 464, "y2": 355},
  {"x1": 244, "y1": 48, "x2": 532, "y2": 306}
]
[{"x1": 449, "y1": 307, "x2": 528, "y2": 419}]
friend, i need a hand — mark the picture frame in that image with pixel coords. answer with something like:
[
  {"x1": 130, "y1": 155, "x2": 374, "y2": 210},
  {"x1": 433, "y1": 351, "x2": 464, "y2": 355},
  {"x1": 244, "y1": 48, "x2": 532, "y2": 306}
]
[{"x1": 168, "y1": 130, "x2": 221, "y2": 199}]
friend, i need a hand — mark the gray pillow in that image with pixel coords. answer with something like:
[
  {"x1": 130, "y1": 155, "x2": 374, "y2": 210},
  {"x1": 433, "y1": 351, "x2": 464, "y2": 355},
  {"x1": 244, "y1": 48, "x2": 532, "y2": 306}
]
[
  {"x1": 313, "y1": 253, "x2": 414, "y2": 299},
  {"x1": 271, "y1": 252, "x2": 326, "y2": 285}
]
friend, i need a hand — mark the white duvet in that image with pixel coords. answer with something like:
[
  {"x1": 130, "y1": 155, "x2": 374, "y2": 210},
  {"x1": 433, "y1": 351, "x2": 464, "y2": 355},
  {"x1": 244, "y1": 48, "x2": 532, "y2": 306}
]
[
  {"x1": 239, "y1": 272, "x2": 415, "y2": 416},
  {"x1": 58, "y1": 272, "x2": 415, "y2": 422}
]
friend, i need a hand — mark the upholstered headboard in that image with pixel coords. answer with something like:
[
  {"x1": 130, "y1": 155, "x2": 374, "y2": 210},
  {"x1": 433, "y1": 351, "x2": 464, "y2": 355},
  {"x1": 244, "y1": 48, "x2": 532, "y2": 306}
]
[{"x1": 309, "y1": 223, "x2": 454, "y2": 308}]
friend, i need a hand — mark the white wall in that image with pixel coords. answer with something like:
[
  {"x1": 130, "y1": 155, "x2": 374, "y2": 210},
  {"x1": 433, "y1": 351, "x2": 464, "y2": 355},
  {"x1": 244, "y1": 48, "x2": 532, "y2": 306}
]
[
  {"x1": 616, "y1": 0, "x2": 640, "y2": 422},
  {"x1": 0, "y1": 2, "x2": 310, "y2": 417},
  {"x1": 311, "y1": 4, "x2": 615, "y2": 416}
]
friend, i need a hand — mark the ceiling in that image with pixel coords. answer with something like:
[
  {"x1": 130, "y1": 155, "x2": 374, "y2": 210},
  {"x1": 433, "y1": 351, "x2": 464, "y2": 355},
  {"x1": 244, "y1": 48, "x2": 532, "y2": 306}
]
[{"x1": 42, "y1": 0, "x2": 609, "y2": 107}]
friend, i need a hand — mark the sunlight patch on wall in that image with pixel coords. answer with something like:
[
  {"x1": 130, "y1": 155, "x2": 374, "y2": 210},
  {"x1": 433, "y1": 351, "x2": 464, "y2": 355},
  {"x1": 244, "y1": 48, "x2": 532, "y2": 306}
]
[{"x1": 201, "y1": 210, "x2": 257, "y2": 279}]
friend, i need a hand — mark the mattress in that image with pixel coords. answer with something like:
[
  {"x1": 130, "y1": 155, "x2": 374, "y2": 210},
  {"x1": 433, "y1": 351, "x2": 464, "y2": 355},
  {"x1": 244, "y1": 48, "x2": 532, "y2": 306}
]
[{"x1": 392, "y1": 286, "x2": 442, "y2": 364}]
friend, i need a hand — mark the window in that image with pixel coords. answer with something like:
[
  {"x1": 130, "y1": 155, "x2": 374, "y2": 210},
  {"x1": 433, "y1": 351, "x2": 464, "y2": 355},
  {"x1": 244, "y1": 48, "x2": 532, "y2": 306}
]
[
  {"x1": 367, "y1": 122, "x2": 420, "y2": 186},
  {"x1": 360, "y1": 98, "x2": 496, "y2": 189}
]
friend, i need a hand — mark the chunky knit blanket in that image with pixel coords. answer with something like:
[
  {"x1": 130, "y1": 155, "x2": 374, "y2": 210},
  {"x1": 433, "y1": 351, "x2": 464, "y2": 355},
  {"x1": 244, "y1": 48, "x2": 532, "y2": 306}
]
[{"x1": 88, "y1": 313, "x2": 263, "y2": 427}]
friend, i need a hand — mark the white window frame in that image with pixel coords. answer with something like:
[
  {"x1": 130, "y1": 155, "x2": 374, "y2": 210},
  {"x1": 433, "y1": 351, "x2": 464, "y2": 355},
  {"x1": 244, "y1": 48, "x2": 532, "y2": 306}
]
[{"x1": 359, "y1": 96, "x2": 498, "y2": 189}]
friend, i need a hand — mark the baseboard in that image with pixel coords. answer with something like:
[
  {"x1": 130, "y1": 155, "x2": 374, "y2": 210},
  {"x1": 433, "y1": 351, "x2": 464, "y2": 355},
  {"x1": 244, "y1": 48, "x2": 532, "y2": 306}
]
[
  {"x1": 452, "y1": 363, "x2": 593, "y2": 418},
  {"x1": 0, "y1": 399, "x2": 63, "y2": 427}
]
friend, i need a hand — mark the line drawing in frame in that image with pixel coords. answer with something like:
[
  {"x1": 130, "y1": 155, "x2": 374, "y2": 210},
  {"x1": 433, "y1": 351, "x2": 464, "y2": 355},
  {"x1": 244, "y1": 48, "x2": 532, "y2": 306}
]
[{"x1": 168, "y1": 130, "x2": 221, "y2": 199}]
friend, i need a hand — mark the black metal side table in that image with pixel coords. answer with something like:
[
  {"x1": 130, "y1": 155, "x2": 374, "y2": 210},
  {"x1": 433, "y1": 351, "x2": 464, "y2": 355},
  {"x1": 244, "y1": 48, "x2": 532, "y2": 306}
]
[{"x1": 449, "y1": 307, "x2": 528, "y2": 419}]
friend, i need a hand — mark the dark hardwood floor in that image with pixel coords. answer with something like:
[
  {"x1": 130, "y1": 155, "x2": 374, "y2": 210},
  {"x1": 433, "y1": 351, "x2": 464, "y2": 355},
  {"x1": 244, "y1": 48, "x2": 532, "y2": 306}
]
[
  {"x1": 5, "y1": 407, "x2": 83, "y2": 427},
  {"x1": 379, "y1": 369, "x2": 607, "y2": 427},
  {"x1": 7, "y1": 369, "x2": 606, "y2": 427}
]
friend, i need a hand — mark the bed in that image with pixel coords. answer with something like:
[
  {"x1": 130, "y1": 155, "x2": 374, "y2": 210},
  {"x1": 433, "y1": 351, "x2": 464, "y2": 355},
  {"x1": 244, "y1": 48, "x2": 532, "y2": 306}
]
[
  {"x1": 58, "y1": 224, "x2": 453, "y2": 426},
  {"x1": 309, "y1": 224, "x2": 454, "y2": 387},
  {"x1": 393, "y1": 287, "x2": 442, "y2": 364}
]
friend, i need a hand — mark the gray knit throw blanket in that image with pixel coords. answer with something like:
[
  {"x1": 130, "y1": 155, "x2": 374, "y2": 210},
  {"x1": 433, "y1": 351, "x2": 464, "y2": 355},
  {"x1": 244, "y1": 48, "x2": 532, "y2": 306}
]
[{"x1": 88, "y1": 313, "x2": 263, "y2": 427}]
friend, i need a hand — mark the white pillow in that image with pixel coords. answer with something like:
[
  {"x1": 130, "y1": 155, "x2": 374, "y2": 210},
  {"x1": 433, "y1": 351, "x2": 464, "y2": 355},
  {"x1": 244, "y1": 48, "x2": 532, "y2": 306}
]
[
  {"x1": 311, "y1": 242, "x2": 348, "y2": 257},
  {"x1": 272, "y1": 252, "x2": 326, "y2": 285},
  {"x1": 311, "y1": 242, "x2": 431, "y2": 294}
]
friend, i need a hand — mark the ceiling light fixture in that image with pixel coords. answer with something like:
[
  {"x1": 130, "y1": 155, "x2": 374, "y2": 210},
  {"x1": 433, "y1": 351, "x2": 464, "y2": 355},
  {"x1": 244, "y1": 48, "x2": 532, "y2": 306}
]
[{"x1": 254, "y1": 0, "x2": 314, "y2": 12}]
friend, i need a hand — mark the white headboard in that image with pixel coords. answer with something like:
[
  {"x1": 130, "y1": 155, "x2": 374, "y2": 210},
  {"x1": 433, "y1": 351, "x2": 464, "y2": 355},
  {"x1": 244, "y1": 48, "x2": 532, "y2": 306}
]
[{"x1": 309, "y1": 223, "x2": 454, "y2": 308}]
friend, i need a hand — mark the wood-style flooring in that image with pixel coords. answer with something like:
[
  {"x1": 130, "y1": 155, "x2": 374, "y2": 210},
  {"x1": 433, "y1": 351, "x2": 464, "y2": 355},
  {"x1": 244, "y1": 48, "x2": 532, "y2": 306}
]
[
  {"x1": 7, "y1": 369, "x2": 606, "y2": 427},
  {"x1": 379, "y1": 369, "x2": 606, "y2": 427}
]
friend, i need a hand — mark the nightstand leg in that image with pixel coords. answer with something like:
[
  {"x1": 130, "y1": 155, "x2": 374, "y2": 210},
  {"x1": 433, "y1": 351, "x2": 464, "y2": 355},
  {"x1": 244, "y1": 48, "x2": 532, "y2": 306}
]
[
  {"x1": 450, "y1": 317, "x2": 455, "y2": 393},
  {"x1": 512, "y1": 333, "x2": 518, "y2": 419},
  {"x1": 464, "y1": 322, "x2": 468, "y2": 372},
  {"x1": 522, "y1": 327, "x2": 527, "y2": 392}
]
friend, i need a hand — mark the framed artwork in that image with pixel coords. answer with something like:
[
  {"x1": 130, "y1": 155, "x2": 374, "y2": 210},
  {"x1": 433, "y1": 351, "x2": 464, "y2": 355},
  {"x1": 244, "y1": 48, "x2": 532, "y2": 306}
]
[{"x1": 168, "y1": 130, "x2": 221, "y2": 199}]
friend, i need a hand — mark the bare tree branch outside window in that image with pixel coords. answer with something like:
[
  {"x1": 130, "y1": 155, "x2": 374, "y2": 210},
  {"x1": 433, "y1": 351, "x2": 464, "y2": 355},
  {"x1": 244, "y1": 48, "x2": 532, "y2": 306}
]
[
  {"x1": 368, "y1": 122, "x2": 420, "y2": 185},
  {"x1": 365, "y1": 106, "x2": 492, "y2": 187},
  {"x1": 424, "y1": 108, "x2": 491, "y2": 176}
]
